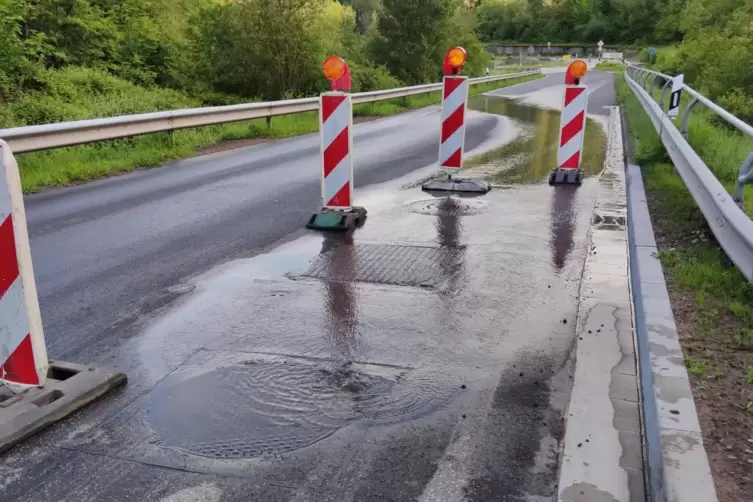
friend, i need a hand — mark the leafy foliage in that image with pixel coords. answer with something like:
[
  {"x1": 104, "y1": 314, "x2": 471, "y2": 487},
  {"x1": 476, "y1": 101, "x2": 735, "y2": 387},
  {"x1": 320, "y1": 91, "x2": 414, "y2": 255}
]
[
  {"x1": 0, "y1": 0, "x2": 490, "y2": 127},
  {"x1": 1, "y1": 0, "x2": 749, "y2": 127}
]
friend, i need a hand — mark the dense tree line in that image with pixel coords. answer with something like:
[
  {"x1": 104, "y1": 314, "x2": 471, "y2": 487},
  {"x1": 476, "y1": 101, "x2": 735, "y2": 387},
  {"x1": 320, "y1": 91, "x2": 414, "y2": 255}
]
[
  {"x1": 475, "y1": 0, "x2": 667, "y2": 45},
  {"x1": 0, "y1": 0, "x2": 750, "y2": 127},
  {"x1": 0, "y1": 0, "x2": 490, "y2": 128},
  {"x1": 476, "y1": 0, "x2": 753, "y2": 121}
]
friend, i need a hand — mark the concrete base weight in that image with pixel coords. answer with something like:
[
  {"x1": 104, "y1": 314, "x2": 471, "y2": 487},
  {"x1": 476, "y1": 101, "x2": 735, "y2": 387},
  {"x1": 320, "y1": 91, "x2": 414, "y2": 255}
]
[
  {"x1": 421, "y1": 177, "x2": 490, "y2": 194},
  {"x1": 306, "y1": 207, "x2": 367, "y2": 231},
  {"x1": 0, "y1": 361, "x2": 126, "y2": 453},
  {"x1": 548, "y1": 168, "x2": 584, "y2": 185}
]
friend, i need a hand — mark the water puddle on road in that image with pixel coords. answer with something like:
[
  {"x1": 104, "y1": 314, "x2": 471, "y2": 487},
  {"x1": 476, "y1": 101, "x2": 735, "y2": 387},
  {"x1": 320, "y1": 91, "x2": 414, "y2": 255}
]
[{"x1": 467, "y1": 94, "x2": 607, "y2": 184}]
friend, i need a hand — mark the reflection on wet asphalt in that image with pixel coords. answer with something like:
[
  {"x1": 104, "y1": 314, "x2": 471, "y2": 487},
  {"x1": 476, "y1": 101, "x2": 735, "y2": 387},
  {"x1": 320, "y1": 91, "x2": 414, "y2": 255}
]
[
  {"x1": 3, "y1": 73, "x2": 616, "y2": 502},
  {"x1": 321, "y1": 233, "x2": 363, "y2": 364},
  {"x1": 551, "y1": 186, "x2": 578, "y2": 271},
  {"x1": 466, "y1": 94, "x2": 606, "y2": 184}
]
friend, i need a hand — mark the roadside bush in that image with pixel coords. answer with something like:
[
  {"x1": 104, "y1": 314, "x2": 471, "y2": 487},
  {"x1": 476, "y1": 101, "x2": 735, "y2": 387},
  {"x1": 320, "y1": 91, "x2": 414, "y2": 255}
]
[
  {"x1": 350, "y1": 63, "x2": 402, "y2": 92},
  {"x1": 656, "y1": 33, "x2": 753, "y2": 123},
  {"x1": 716, "y1": 90, "x2": 753, "y2": 125},
  {"x1": 7, "y1": 67, "x2": 198, "y2": 126}
]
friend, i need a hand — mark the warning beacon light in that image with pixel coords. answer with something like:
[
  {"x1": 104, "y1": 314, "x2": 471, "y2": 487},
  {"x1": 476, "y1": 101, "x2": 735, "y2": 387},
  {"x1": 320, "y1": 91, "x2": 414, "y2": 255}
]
[
  {"x1": 322, "y1": 55, "x2": 351, "y2": 91},
  {"x1": 443, "y1": 46, "x2": 468, "y2": 75},
  {"x1": 565, "y1": 59, "x2": 588, "y2": 85}
]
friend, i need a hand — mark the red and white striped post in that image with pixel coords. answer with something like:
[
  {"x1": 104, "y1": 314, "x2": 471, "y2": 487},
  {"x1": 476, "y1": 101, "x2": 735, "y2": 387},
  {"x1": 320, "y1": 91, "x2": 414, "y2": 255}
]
[
  {"x1": 1, "y1": 140, "x2": 48, "y2": 389},
  {"x1": 320, "y1": 92, "x2": 354, "y2": 210},
  {"x1": 307, "y1": 56, "x2": 366, "y2": 231},
  {"x1": 422, "y1": 46, "x2": 489, "y2": 194},
  {"x1": 439, "y1": 76, "x2": 469, "y2": 171},
  {"x1": 550, "y1": 60, "x2": 589, "y2": 185}
]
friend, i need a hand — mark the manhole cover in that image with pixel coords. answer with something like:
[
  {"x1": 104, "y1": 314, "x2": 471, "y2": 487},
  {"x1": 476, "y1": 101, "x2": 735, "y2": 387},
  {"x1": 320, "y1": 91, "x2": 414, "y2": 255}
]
[
  {"x1": 145, "y1": 356, "x2": 455, "y2": 459},
  {"x1": 408, "y1": 198, "x2": 490, "y2": 216},
  {"x1": 295, "y1": 243, "x2": 460, "y2": 289}
]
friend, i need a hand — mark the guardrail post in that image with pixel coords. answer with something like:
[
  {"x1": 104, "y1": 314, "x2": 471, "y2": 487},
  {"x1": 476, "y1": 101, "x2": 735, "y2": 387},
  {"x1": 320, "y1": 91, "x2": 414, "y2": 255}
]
[
  {"x1": 650, "y1": 75, "x2": 659, "y2": 96},
  {"x1": 658, "y1": 80, "x2": 672, "y2": 109},
  {"x1": 733, "y1": 151, "x2": 753, "y2": 210},
  {"x1": 266, "y1": 116, "x2": 272, "y2": 129},
  {"x1": 680, "y1": 97, "x2": 699, "y2": 140}
]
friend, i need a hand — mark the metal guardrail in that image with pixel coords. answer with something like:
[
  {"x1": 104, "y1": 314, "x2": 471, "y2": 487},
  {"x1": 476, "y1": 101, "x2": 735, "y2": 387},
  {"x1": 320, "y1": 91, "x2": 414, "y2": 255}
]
[
  {"x1": 0, "y1": 71, "x2": 540, "y2": 154},
  {"x1": 624, "y1": 65, "x2": 753, "y2": 280}
]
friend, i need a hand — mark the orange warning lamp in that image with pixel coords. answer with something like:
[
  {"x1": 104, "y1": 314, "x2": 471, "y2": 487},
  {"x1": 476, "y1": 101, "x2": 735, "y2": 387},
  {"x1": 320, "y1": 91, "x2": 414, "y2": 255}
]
[
  {"x1": 568, "y1": 60, "x2": 588, "y2": 79},
  {"x1": 443, "y1": 46, "x2": 467, "y2": 75},
  {"x1": 566, "y1": 59, "x2": 588, "y2": 84},
  {"x1": 323, "y1": 56, "x2": 346, "y2": 81},
  {"x1": 322, "y1": 56, "x2": 351, "y2": 91}
]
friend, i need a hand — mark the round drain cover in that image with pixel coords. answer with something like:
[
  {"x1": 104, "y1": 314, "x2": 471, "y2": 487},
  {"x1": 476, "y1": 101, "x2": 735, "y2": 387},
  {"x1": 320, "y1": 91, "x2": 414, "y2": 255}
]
[
  {"x1": 146, "y1": 359, "x2": 454, "y2": 459},
  {"x1": 408, "y1": 198, "x2": 490, "y2": 216}
]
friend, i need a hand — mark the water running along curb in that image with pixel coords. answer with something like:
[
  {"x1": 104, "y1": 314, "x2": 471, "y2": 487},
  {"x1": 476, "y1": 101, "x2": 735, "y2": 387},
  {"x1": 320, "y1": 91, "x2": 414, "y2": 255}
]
[{"x1": 557, "y1": 107, "x2": 645, "y2": 502}]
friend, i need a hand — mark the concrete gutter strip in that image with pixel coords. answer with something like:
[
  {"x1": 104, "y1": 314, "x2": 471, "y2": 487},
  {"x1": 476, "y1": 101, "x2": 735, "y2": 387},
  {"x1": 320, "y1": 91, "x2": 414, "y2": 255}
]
[
  {"x1": 558, "y1": 107, "x2": 645, "y2": 502},
  {"x1": 625, "y1": 161, "x2": 719, "y2": 502}
]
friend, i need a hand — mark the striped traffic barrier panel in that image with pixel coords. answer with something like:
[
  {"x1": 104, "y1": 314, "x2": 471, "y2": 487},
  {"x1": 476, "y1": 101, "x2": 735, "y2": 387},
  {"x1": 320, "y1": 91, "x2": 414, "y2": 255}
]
[
  {"x1": 550, "y1": 60, "x2": 589, "y2": 185},
  {"x1": 307, "y1": 56, "x2": 366, "y2": 231},
  {"x1": 0, "y1": 139, "x2": 125, "y2": 452},
  {"x1": 423, "y1": 46, "x2": 489, "y2": 194},
  {"x1": 320, "y1": 92, "x2": 354, "y2": 210},
  {"x1": 1, "y1": 142, "x2": 48, "y2": 388},
  {"x1": 439, "y1": 75, "x2": 469, "y2": 170}
]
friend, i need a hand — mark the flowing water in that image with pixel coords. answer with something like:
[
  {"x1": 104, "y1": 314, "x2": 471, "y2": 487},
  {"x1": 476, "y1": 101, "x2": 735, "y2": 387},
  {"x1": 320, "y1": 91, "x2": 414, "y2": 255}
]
[{"x1": 466, "y1": 94, "x2": 607, "y2": 184}]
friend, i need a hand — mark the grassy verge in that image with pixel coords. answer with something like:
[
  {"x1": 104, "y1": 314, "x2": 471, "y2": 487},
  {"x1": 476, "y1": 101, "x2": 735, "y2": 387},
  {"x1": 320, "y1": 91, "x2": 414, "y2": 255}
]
[
  {"x1": 352, "y1": 73, "x2": 542, "y2": 117},
  {"x1": 491, "y1": 62, "x2": 569, "y2": 74},
  {"x1": 594, "y1": 62, "x2": 625, "y2": 72},
  {"x1": 618, "y1": 69, "x2": 753, "y2": 502},
  {"x1": 17, "y1": 73, "x2": 543, "y2": 193}
]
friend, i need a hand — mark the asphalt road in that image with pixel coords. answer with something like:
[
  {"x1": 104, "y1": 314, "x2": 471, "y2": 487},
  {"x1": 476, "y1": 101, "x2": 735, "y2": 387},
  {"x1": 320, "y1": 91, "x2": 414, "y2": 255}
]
[
  {"x1": 25, "y1": 107, "x2": 501, "y2": 361},
  {"x1": 4, "y1": 71, "x2": 617, "y2": 502}
]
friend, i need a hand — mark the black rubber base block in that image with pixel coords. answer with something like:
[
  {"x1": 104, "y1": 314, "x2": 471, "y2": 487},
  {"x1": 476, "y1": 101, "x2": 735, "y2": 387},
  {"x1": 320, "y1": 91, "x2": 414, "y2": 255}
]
[
  {"x1": 548, "y1": 169, "x2": 584, "y2": 185},
  {"x1": 0, "y1": 361, "x2": 126, "y2": 453},
  {"x1": 306, "y1": 207, "x2": 368, "y2": 231},
  {"x1": 421, "y1": 178, "x2": 490, "y2": 194}
]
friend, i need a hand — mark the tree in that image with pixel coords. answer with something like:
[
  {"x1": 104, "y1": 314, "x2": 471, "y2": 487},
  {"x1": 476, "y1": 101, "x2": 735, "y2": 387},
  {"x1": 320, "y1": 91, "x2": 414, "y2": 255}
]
[{"x1": 370, "y1": 0, "x2": 456, "y2": 84}]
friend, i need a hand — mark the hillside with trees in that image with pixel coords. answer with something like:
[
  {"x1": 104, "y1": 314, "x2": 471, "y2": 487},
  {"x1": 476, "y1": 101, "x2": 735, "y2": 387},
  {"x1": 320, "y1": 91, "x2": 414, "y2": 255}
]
[
  {"x1": 0, "y1": 0, "x2": 750, "y2": 131},
  {"x1": 0, "y1": 0, "x2": 490, "y2": 129}
]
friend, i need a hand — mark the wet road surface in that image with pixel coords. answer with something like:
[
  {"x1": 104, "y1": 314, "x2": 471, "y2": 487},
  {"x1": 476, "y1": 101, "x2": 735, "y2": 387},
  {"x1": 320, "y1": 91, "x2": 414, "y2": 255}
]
[
  {"x1": 4, "y1": 71, "x2": 617, "y2": 501},
  {"x1": 24, "y1": 107, "x2": 505, "y2": 361}
]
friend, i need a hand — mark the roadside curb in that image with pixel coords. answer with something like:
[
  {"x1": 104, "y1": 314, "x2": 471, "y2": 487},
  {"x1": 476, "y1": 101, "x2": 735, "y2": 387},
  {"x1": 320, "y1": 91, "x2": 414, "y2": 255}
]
[
  {"x1": 557, "y1": 107, "x2": 644, "y2": 502},
  {"x1": 625, "y1": 157, "x2": 719, "y2": 501}
]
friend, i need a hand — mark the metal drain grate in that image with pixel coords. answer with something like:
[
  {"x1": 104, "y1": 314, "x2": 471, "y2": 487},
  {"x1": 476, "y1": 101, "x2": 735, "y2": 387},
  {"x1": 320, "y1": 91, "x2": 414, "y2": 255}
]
[
  {"x1": 297, "y1": 244, "x2": 456, "y2": 288},
  {"x1": 592, "y1": 214, "x2": 626, "y2": 231}
]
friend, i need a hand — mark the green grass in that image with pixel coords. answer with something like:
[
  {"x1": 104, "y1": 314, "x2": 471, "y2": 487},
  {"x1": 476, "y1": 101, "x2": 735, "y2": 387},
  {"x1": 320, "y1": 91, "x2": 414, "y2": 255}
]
[
  {"x1": 16, "y1": 73, "x2": 543, "y2": 193},
  {"x1": 621, "y1": 68, "x2": 753, "y2": 216},
  {"x1": 685, "y1": 357, "x2": 710, "y2": 378},
  {"x1": 619, "y1": 71, "x2": 753, "y2": 307},
  {"x1": 18, "y1": 113, "x2": 321, "y2": 192},
  {"x1": 491, "y1": 62, "x2": 569, "y2": 75},
  {"x1": 619, "y1": 65, "x2": 753, "y2": 449},
  {"x1": 595, "y1": 62, "x2": 625, "y2": 72},
  {"x1": 352, "y1": 73, "x2": 543, "y2": 117}
]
